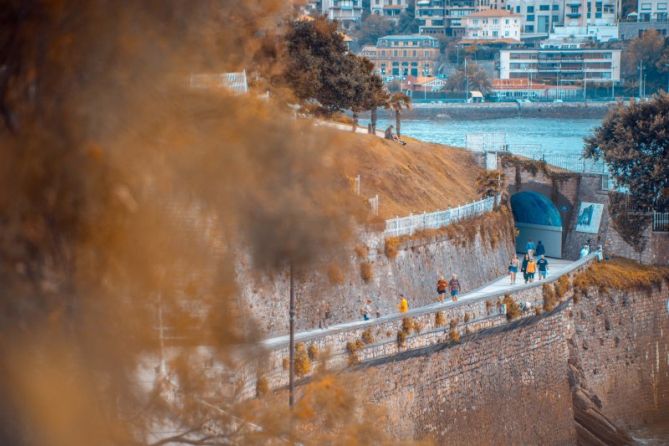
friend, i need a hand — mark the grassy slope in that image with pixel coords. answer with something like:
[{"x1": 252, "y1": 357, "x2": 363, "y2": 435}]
[{"x1": 331, "y1": 131, "x2": 482, "y2": 219}]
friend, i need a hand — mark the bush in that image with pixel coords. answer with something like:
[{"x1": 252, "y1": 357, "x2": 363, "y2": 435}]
[
  {"x1": 354, "y1": 244, "x2": 369, "y2": 259},
  {"x1": 295, "y1": 343, "x2": 311, "y2": 377},
  {"x1": 361, "y1": 328, "x2": 374, "y2": 344},
  {"x1": 360, "y1": 262, "x2": 373, "y2": 283},
  {"x1": 435, "y1": 311, "x2": 446, "y2": 327},
  {"x1": 449, "y1": 329, "x2": 461, "y2": 343},
  {"x1": 543, "y1": 283, "x2": 558, "y2": 312},
  {"x1": 402, "y1": 317, "x2": 414, "y2": 334},
  {"x1": 256, "y1": 376, "x2": 269, "y2": 397},
  {"x1": 503, "y1": 294, "x2": 521, "y2": 320},
  {"x1": 397, "y1": 330, "x2": 407, "y2": 347},
  {"x1": 384, "y1": 237, "x2": 401, "y2": 259},
  {"x1": 555, "y1": 275, "x2": 570, "y2": 298},
  {"x1": 308, "y1": 344, "x2": 319, "y2": 360},
  {"x1": 449, "y1": 318, "x2": 458, "y2": 330}
]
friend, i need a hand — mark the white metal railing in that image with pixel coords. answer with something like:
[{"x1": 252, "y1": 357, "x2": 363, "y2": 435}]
[
  {"x1": 653, "y1": 212, "x2": 669, "y2": 232},
  {"x1": 384, "y1": 195, "x2": 497, "y2": 238}
]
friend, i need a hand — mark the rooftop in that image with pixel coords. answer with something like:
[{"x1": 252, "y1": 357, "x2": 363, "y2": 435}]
[{"x1": 379, "y1": 34, "x2": 438, "y2": 41}]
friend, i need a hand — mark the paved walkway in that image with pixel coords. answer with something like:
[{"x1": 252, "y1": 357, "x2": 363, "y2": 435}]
[{"x1": 262, "y1": 256, "x2": 582, "y2": 350}]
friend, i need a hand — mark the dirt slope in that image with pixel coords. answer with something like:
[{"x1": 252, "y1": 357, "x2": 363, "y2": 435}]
[{"x1": 330, "y1": 130, "x2": 482, "y2": 219}]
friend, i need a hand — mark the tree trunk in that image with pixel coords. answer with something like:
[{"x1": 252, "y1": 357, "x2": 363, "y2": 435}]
[
  {"x1": 395, "y1": 110, "x2": 401, "y2": 137},
  {"x1": 370, "y1": 107, "x2": 377, "y2": 134}
]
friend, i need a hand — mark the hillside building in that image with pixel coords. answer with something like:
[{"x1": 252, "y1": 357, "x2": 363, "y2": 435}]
[
  {"x1": 359, "y1": 34, "x2": 441, "y2": 76},
  {"x1": 416, "y1": 0, "x2": 488, "y2": 36},
  {"x1": 462, "y1": 9, "x2": 522, "y2": 41},
  {"x1": 638, "y1": 0, "x2": 669, "y2": 21},
  {"x1": 322, "y1": 0, "x2": 365, "y2": 28},
  {"x1": 499, "y1": 45, "x2": 622, "y2": 84},
  {"x1": 371, "y1": 0, "x2": 411, "y2": 21}
]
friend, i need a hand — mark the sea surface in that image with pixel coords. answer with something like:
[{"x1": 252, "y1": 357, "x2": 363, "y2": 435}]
[{"x1": 362, "y1": 117, "x2": 602, "y2": 156}]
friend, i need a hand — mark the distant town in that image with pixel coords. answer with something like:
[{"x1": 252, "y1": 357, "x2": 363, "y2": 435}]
[{"x1": 303, "y1": 0, "x2": 669, "y2": 102}]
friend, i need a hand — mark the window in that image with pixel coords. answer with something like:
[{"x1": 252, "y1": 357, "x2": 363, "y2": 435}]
[
  {"x1": 473, "y1": 18, "x2": 479, "y2": 23},
  {"x1": 505, "y1": 18, "x2": 510, "y2": 23},
  {"x1": 525, "y1": 24, "x2": 534, "y2": 31},
  {"x1": 527, "y1": 5, "x2": 534, "y2": 12},
  {"x1": 552, "y1": 14, "x2": 559, "y2": 21},
  {"x1": 658, "y1": 2, "x2": 668, "y2": 9},
  {"x1": 505, "y1": 30, "x2": 510, "y2": 36},
  {"x1": 552, "y1": 4, "x2": 559, "y2": 10},
  {"x1": 493, "y1": 18, "x2": 499, "y2": 23},
  {"x1": 493, "y1": 30, "x2": 499, "y2": 36},
  {"x1": 540, "y1": 4, "x2": 550, "y2": 10},
  {"x1": 527, "y1": 14, "x2": 535, "y2": 20},
  {"x1": 516, "y1": 5, "x2": 521, "y2": 12}
]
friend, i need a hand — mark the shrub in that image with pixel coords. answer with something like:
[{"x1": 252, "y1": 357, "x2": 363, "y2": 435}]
[
  {"x1": 256, "y1": 376, "x2": 269, "y2": 397},
  {"x1": 503, "y1": 294, "x2": 521, "y2": 320},
  {"x1": 361, "y1": 328, "x2": 374, "y2": 345},
  {"x1": 543, "y1": 283, "x2": 558, "y2": 312},
  {"x1": 435, "y1": 311, "x2": 446, "y2": 327},
  {"x1": 295, "y1": 343, "x2": 311, "y2": 377},
  {"x1": 449, "y1": 329, "x2": 461, "y2": 343},
  {"x1": 327, "y1": 263, "x2": 345, "y2": 285},
  {"x1": 573, "y1": 258, "x2": 669, "y2": 292},
  {"x1": 360, "y1": 262, "x2": 373, "y2": 283},
  {"x1": 449, "y1": 318, "x2": 458, "y2": 330},
  {"x1": 354, "y1": 244, "x2": 369, "y2": 259},
  {"x1": 384, "y1": 237, "x2": 401, "y2": 259},
  {"x1": 555, "y1": 275, "x2": 570, "y2": 298},
  {"x1": 402, "y1": 317, "x2": 414, "y2": 334},
  {"x1": 413, "y1": 320, "x2": 423, "y2": 334},
  {"x1": 308, "y1": 344, "x2": 319, "y2": 360},
  {"x1": 397, "y1": 330, "x2": 407, "y2": 347}
]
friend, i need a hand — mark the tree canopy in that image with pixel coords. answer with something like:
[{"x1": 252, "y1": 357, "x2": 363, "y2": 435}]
[
  {"x1": 584, "y1": 93, "x2": 669, "y2": 211},
  {"x1": 283, "y1": 17, "x2": 385, "y2": 114},
  {"x1": 621, "y1": 30, "x2": 669, "y2": 94},
  {"x1": 445, "y1": 62, "x2": 492, "y2": 93}
]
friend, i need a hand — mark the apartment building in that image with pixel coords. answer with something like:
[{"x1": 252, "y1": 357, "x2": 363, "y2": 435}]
[
  {"x1": 416, "y1": 0, "x2": 486, "y2": 36},
  {"x1": 322, "y1": 0, "x2": 364, "y2": 28},
  {"x1": 561, "y1": 0, "x2": 618, "y2": 27},
  {"x1": 371, "y1": 0, "x2": 411, "y2": 21},
  {"x1": 463, "y1": 9, "x2": 522, "y2": 40},
  {"x1": 638, "y1": 0, "x2": 669, "y2": 21},
  {"x1": 499, "y1": 45, "x2": 621, "y2": 83},
  {"x1": 501, "y1": 0, "x2": 564, "y2": 35},
  {"x1": 359, "y1": 34, "x2": 441, "y2": 76}
]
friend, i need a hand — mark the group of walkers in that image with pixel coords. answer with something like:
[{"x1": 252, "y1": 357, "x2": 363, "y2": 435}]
[{"x1": 508, "y1": 239, "x2": 549, "y2": 284}]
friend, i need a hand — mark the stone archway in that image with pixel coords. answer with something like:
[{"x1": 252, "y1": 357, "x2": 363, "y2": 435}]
[{"x1": 510, "y1": 191, "x2": 563, "y2": 258}]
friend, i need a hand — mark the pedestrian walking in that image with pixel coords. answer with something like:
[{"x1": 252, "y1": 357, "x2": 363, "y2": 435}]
[
  {"x1": 449, "y1": 274, "x2": 461, "y2": 302},
  {"x1": 398, "y1": 294, "x2": 409, "y2": 313},
  {"x1": 521, "y1": 254, "x2": 529, "y2": 284},
  {"x1": 526, "y1": 256, "x2": 537, "y2": 283},
  {"x1": 319, "y1": 301, "x2": 331, "y2": 329},
  {"x1": 436, "y1": 275, "x2": 448, "y2": 302},
  {"x1": 535, "y1": 240, "x2": 545, "y2": 257},
  {"x1": 525, "y1": 239, "x2": 536, "y2": 257},
  {"x1": 579, "y1": 244, "x2": 590, "y2": 259},
  {"x1": 537, "y1": 255, "x2": 549, "y2": 280},
  {"x1": 508, "y1": 255, "x2": 519, "y2": 284}
]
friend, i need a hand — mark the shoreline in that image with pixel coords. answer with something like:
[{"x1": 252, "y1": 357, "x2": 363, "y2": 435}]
[{"x1": 374, "y1": 101, "x2": 612, "y2": 120}]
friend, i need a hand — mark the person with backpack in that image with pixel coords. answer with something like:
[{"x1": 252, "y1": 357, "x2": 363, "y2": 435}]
[
  {"x1": 436, "y1": 275, "x2": 448, "y2": 302},
  {"x1": 537, "y1": 255, "x2": 549, "y2": 280},
  {"x1": 521, "y1": 254, "x2": 529, "y2": 284},
  {"x1": 535, "y1": 240, "x2": 546, "y2": 257},
  {"x1": 525, "y1": 239, "x2": 536, "y2": 257},
  {"x1": 526, "y1": 257, "x2": 537, "y2": 283},
  {"x1": 449, "y1": 274, "x2": 461, "y2": 302}
]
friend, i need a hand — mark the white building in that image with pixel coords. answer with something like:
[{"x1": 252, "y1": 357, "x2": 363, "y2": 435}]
[
  {"x1": 638, "y1": 0, "x2": 669, "y2": 21},
  {"x1": 501, "y1": 0, "x2": 565, "y2": 36},
  {"x1": 371, "y1": 0, "x2": 410, "y2": 21},
  {"x1": 322, "y1": 0, "x2": 364, "y2": 28},
  {"x1": 463, "y1": 9, "x2": 522, "y2": 40},
  {"x1": 499, "y1": 46, "x2": 621, "y2": 84}
]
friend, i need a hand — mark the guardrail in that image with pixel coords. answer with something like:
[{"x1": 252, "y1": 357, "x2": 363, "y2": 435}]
[
  {"x1": 384, "y1": 195, "x2": 497, "y2": 238},
  {"x1": 653, "y1": 212, "x2": 669, "y2": 232}
]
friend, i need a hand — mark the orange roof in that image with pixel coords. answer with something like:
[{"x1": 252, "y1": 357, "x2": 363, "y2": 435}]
[
  {"x1": 467, "y1": 9, "x2": 521, "y2": 17},
  {"x1": 460, "y1": 38, "x2": 521, "y2": 44}
]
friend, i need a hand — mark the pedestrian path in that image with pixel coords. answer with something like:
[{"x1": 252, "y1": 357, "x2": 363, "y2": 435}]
[{"x1": 262, "y1": 256, "x2": 583, "y2": 350}]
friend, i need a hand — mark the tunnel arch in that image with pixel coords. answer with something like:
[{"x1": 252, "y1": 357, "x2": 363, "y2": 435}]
[{"x1": 510, "y1": 191, "x2": 563, "y2": 258}]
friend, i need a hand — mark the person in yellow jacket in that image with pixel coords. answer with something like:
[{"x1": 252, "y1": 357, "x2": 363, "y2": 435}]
[
  {"x1": 398, "y1": 294, "x2": 409, "y2": 313},
  {"x1": 526, "y1": 257, "x2": 537, "y2": 283}
]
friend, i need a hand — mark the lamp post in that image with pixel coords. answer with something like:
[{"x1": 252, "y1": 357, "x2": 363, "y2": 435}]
[{"x1": 288, "y1": 262, "x2": 296, "y2": 407}]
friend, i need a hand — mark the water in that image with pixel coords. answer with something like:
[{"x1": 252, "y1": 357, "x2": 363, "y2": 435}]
[{"x1": 363, "y1": 117, "x2": 601, "y2": 156}]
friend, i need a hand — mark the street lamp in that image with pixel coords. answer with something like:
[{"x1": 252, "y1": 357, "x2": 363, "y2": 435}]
[{"x1": 288, "y1": 262, "x2": 296, "y2": 407}]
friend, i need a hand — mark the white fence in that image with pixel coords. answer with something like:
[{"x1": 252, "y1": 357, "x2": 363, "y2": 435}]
[
  {"x1": 384, "y1": 196, "x2": 497, "y2": 238},
  {"x1": 653, "y1": 212, "x2": 669, "y2": 232}
]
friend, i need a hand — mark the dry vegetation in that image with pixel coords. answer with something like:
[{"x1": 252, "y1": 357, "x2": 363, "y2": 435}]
[
  {"x1": 503, "y1": 294, "x2": 522, "y2": 320},
  {"x1": 295, "y1": 343, "x2": 312, "y2": 377},
  {"x1": 542, "y1": 283, "x2": 558, "y2": 312},
  {"x1": 573, "y1": 258, "x2": 669, "y2": 292},
  {"x1": 361, "y1": 328, "x2": 374, "y2": 345},
  {"x1": 383, "y1": 205, "x2": 515, "y2": 258},
  {"x1": 360, "y1": 262, "x2": 373, "y2": 282},
  {"x1": 435, "y1": 311, "x2": 446, "y2": 327},
  {"x1": 256, "y1": 376, "x2": 270, "y2": 398},
  {"x1": 555, "y1": 275, "x2": 571, "y2": 298},
  {"x1": 333, "y1": 131, "x2": 482, "y2": 219}
]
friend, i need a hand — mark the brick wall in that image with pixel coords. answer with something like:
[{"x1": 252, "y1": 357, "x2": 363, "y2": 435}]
[{"x1": 571, "y1": 284, "x2": 669, "y2": 429}]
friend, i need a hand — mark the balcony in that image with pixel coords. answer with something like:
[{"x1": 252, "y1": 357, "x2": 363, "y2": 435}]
[{"x1": 566, "y1": 12, "x2": 582, "y2": 17}]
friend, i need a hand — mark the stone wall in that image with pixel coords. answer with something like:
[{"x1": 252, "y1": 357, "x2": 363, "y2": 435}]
[
  {"x1": 571, "y1": 284, "x2": 669, "y2": 430},
  {"x1": 238, "y1": 208, "x2": 515, "y2": 337}
]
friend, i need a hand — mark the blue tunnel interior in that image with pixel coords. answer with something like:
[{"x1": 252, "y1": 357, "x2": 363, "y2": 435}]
[{"x1": 510, "y1": 191, "x2": 562, "y2": 227}]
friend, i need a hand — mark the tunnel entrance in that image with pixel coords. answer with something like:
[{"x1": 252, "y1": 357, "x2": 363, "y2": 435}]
[{"x1": 510, "y1": 191, "x2": 563, "y2": 258}]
